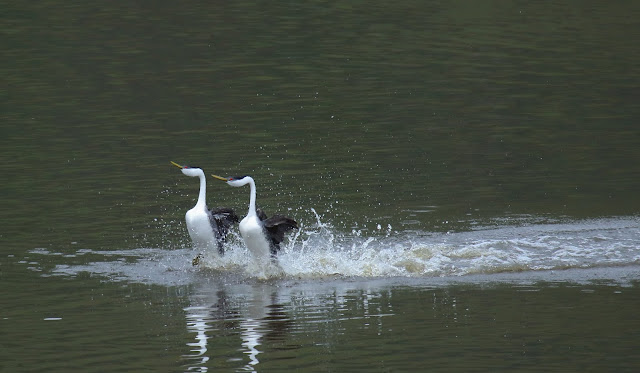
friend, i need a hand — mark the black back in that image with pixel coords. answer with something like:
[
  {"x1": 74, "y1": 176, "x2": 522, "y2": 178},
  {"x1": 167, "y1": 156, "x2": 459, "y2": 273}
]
[
  {"x1": 256, "y1": 208, "x2": 268, "y2": 221},
  {"x1": 260, "y1": 212, "x2": 298, "y2": 257},
  {"x1": 208, "y1": 207, "x2": 239, "y2": 255}
]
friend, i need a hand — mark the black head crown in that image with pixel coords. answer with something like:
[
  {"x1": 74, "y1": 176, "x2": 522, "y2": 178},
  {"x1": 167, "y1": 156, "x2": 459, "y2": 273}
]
[{"x1": 227, "y1": 175, "x2": 249, "y2": 181}]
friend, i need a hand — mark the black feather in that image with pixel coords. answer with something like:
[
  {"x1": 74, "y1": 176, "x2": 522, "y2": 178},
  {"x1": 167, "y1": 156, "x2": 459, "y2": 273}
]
[
  {"x1": 229, "y1": 175, "x2": 249, "y2": 181},
  {"x1": 262, "y1": 214, "x2": 298, "y2": 256},
  {"x1": 256, "y1": 208, "x2": 268, "y2": 221},
  {"x1": 207, "y1": 207, "x2": 239, "y2": 255}
]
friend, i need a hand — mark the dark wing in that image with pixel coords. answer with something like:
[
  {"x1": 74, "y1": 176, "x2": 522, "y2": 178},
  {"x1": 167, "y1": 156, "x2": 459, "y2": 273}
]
[
  {"x1": 256, "y1": 207, "x2": 268, "y2": 221},
  {"x1": 210, "y1": 207, "x2": 239, "y2": 235},
  {"x1": 262, "y1": 215, "x2": 298, "y2": 255},
  {"x1": 208, "y1": 207, "x2": 239, "y2": 254}
]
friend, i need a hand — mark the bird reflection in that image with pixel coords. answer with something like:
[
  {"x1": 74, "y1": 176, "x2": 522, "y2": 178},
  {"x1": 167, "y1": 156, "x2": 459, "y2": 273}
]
[
  {"x1": 184, "y1": 306, "x2": 210, "y2": 367},
  {"x1": 182, "y1": 282, "x2": 292, "y2": 372},
  {"x1": 183, "y1": 289, "x2": 237, "y2": 371}
]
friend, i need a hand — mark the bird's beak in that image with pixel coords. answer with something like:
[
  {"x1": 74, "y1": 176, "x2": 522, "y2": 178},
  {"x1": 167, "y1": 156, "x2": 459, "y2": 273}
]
[
  {"x1": 170, "y1": 161, "x2": 184, "y2": 169},
  {"x1": 211, "y1": 174, "x2": 228, "y2": 181}
]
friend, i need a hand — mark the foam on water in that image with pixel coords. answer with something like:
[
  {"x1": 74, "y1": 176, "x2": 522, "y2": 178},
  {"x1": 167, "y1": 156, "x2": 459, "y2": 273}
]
[{"x1": 24, "y1": 214, "x2": 640, "y2": 285}]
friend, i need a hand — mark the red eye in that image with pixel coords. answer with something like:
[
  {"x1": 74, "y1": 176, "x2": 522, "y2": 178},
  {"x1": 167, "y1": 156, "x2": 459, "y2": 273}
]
[{"x1": 229, "y1": 178, "x2": 234, "y2": 181}]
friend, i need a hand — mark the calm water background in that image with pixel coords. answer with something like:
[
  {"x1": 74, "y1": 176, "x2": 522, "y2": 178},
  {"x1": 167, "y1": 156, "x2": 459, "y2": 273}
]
[{"x1": 2, "y1": 1, "x2": 640, "y2": 371}]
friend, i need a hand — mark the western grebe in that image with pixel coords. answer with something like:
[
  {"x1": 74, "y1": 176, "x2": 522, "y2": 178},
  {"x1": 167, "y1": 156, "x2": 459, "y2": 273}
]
[
  {"x1": 171, "y1": 162, "x2": 238, "y2": 262},
  {"x1": 211, "y1": 174, "x2": 298, "y2": 263}
]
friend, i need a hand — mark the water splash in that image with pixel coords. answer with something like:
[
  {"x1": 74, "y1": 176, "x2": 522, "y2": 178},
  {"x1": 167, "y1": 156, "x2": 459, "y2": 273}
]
[{"x1": 20, "y1": 214, "x2": 640, "y2": 284}]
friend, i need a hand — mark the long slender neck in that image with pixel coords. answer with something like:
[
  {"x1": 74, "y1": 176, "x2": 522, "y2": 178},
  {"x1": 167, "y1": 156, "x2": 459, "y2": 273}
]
[
  {"x1": 195, "y1": 171, "x2": 207, "y2": 209},
  {"x1": 247, "y1": 177, "x2": 257, "y2": 217}
]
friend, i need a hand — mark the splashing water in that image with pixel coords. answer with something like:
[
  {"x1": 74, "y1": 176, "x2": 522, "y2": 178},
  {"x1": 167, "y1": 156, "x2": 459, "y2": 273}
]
[{"x1": 22, "y1": 213, "x2": 640, "y2": 285}]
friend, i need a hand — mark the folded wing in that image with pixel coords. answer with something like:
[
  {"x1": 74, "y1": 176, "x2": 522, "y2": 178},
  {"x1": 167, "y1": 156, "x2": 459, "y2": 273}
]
[{"x1": 262, "y1": 214, "x2": 299, "y2": 256}]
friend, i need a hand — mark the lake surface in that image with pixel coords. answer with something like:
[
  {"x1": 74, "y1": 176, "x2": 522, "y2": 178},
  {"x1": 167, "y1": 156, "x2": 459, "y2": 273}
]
[{"x1": 2, "y1": 1, "x2": 640, "y2": 371}]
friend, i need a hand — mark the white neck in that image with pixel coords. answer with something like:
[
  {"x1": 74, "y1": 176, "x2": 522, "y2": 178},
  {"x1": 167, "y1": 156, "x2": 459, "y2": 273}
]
[
  {"x1": 196, "y1": 171, "x2": 207, "y2": 209},
  {"x1": 247, "y1": 177, "x2": 257, "y2": 217}
]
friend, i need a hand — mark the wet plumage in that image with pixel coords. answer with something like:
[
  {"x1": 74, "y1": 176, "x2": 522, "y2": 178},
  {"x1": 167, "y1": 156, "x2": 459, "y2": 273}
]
[
  {"x1": 171, "y1": 162, "x2": 238, "y2": 257},
  {"x1": 212, "y1": 175, "x2": 298, "y2": 262}
]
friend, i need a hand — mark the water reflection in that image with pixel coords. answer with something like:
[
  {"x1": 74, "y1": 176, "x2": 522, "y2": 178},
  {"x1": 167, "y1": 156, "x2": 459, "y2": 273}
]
[
  {"x1": 181, "y1": 278, "x2": 400, "y2": 371},
  {"x1": 183, "y1": 289, "x2": 231, "y2": 371},
  {"x1": 11, "y1": 244, "x2": 640, "y2": 372},
  {"x1": 182, "y1": 281, "x2": 292, "y2": 372},
  {"x1": 237, "y1": 286, "x2": 273, "y2": 370},
  {"x1": 183, "y1": 305, "x2": 210, "y2": 369}
]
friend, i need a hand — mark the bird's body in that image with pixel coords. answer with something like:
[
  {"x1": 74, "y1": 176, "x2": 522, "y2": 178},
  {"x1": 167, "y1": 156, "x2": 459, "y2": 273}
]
[
  {"x1": 238, "y1": 212, "x2": 272, "y2": 263},
  {"x1": 185, "y1": 205, "x2": 237, "y2": 253},
  {"x1": 184, "y1": 204, "x2": 211, "y2": 248},
  {"x1": 211, "y1": 175, "x2": 298, "y2": 265},
  {"x1": 171, "y1": 162, "x2": 238, "y2": 258}
]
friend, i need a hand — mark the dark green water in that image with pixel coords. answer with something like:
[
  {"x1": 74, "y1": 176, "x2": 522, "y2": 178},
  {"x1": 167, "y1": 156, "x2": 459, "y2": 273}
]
[{"x1": 2, "y1": 1, "x2": 640, "y2": 371}]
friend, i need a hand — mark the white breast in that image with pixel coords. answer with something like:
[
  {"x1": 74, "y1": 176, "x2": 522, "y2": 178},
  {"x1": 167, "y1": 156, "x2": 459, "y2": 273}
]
[
  {"x1": 185, "y1": 208, "x2": 217, "y2": 252},
  {"x1": 239, "y1": 215, "x2": 271, "y2": 263}
]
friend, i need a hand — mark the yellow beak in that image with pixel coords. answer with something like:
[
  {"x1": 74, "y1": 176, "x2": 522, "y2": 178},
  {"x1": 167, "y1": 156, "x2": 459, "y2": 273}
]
[
  {"x1": 211, "y1": 174, "x2": 228, "y2": 181},
  {"x1": 170, "y1": 161, "x2": 184, "y2": 169}
]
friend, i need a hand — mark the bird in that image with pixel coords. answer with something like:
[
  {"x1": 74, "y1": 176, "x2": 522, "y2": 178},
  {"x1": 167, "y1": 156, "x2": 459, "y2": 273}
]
[
  {"x1": 170, "y1": 161, "x2": 238, "y2": 261},
  {"x1": 210, "y1": 174, "x2": 298, "y2": 264}
]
